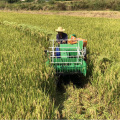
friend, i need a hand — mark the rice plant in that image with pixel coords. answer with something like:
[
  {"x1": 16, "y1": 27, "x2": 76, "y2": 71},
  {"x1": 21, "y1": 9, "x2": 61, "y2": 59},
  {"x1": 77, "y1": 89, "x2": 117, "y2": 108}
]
[{"x1": 0, "y1": 11, "x2": 120, "y2": 119}]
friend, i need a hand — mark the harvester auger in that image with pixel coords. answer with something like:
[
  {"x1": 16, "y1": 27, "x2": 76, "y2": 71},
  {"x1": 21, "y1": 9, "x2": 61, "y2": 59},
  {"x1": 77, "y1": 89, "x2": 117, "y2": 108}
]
[{"x1": 45, "y1": 38, "x2": 87, "y2": 76}]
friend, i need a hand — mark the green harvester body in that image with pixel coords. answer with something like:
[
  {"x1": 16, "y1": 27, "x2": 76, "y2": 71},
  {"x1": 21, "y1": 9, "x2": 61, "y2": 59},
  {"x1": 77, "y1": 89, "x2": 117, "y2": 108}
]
[{"x1": 47, "y1": 40, "x2": 87, "y2": 76}]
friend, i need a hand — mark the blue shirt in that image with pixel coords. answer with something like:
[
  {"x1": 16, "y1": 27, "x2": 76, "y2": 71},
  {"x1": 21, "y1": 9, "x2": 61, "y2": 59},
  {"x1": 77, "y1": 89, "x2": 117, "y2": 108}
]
[{"x1": 56, "y1": 33, "x2": 68, "y2": 43}]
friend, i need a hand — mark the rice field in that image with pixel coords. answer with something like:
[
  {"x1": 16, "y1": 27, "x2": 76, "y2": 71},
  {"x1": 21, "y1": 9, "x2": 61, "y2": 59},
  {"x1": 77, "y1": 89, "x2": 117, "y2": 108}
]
[{"x1": 0, "y1": 11, "x2": 120, "y2": 119}]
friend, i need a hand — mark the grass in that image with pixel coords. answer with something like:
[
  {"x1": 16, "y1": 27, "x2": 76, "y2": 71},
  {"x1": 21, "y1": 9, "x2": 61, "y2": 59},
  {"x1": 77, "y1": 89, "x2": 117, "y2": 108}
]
[{"x1": 0, "y1": 11, "x2": 120, "y2": 119}]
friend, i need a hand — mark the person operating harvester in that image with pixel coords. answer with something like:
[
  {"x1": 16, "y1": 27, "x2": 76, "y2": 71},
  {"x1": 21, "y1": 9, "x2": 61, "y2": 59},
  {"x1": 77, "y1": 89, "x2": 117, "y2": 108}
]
[{"x1": 56, "y1": 27, "x2": 68, "y2": 44}]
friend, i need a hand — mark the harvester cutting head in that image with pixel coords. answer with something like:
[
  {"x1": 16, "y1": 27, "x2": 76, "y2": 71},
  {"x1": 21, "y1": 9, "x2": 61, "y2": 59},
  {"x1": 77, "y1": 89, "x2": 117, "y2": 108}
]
[{"x1": 46, "y1": 39, "x2": 87, "y2": 76}]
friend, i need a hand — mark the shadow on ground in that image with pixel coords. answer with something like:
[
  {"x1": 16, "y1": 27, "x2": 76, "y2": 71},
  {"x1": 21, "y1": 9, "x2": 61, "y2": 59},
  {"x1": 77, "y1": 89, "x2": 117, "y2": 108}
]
[
  {"x1": 58, "y1": 74, "x2": 89, "y2": 88},
  {"x1": 55, "y1": 73, "x2": 90, "y2": 119}
]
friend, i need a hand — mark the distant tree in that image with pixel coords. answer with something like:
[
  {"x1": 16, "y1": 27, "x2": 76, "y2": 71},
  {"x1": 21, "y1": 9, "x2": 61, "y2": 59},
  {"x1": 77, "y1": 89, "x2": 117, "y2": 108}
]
[
  {"x1": 26, "y1": 0, "x2": 34, "y2": 2},
  {"x1": 38, "y1": 0, "x2": 45, "y2": 3},
  {"x1": 6, "y1": 0, "x2": 20, "y2": 3}
]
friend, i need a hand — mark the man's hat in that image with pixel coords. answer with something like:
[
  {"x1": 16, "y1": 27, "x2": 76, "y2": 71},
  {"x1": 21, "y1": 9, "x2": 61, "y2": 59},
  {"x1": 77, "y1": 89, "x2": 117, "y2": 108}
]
[{"x1": 56, "y1": 27, "x2": 65, "y2": 32}]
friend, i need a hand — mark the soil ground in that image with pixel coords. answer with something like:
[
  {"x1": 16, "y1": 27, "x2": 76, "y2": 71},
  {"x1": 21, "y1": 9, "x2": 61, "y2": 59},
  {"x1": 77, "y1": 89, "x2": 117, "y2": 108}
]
[{"x1": 1, "y1": 10, "x2": 120, "y2": 19}]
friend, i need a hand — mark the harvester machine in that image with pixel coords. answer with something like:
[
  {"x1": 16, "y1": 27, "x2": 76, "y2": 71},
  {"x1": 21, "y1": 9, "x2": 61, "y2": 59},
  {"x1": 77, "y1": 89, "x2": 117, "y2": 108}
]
[{"x1": 45, "y1": 38, "x2": 87, "y2": 76}]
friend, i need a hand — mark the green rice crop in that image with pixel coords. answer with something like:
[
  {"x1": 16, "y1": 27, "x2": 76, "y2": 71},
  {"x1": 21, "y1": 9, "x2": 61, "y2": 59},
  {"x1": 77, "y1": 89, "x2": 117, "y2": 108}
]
[
  {"x1": 1, "y1": 21, "x2": 53, "y2": 48},
  {"x1": 0, "y1": 11, "x2": 120, "y2": 119},
  {"x1": 0, "y1": 24, "x2": 57, "y2": 119}
]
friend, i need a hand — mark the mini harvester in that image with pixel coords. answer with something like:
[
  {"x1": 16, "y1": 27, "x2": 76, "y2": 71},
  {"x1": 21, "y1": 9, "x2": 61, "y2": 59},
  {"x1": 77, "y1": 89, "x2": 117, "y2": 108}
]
[{"x1": 45, "y1": 37, "x2": 87, "y2": 76}]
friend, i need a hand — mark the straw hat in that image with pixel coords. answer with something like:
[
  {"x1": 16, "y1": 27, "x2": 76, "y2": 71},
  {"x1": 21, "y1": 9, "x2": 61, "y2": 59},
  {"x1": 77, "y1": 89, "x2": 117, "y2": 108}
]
[{"x1": 56, "y1": 27, "x2": 65, "y2": 32}]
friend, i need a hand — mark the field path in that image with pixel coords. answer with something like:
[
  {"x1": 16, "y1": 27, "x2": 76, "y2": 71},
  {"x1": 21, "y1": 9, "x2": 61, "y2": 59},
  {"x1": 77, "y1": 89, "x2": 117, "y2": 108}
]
[{"x1": 1, "y1": 10, "x2": 120, "y2": 19}]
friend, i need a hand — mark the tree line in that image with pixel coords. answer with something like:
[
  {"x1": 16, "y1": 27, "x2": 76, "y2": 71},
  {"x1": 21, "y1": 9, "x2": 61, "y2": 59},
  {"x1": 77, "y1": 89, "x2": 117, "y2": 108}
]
[{"x1": 6, "y1": 0, "x2": 39, "y2": 3}]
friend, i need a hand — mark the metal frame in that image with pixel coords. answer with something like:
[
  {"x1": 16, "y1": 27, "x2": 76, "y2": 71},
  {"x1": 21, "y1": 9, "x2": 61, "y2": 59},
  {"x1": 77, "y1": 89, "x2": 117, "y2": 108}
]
[{"x1": 48, "y1": 39, "x2": 85, "y2": 64}]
